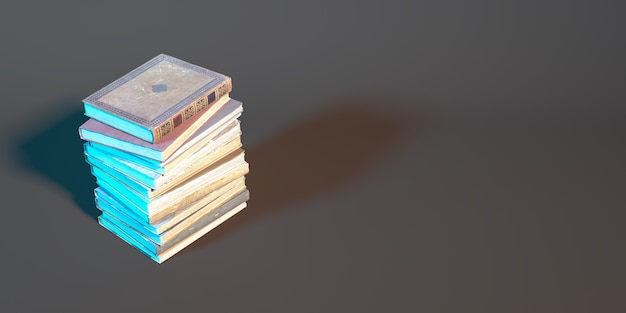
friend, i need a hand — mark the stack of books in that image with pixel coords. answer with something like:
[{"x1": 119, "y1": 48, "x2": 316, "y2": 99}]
[{"x1": 78, "y1": 54, "x2": 249, "y2": 263}]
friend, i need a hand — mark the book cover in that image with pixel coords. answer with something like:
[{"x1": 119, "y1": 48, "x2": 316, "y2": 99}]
[
  {"x1": 95, "y1": 176, "x2": 246, "y2": 237},
  {"x1": 83, "y1": 120, "x2": 242, "y2": 189},
  {"x1": 86, "y1": 136, "x2": 242, "y2": 192},
  {"x1": 99, "y1": 190, "x2": 250, "y2": 263},
  {"x1": 79, "y1": 97, "x2": 242, "y2": 161},
  {"x1": 90, "y1": 151, "x2": 249, "y2": 224},
  {"x1": 85, "y1": 143, "x2": 245, "y2": 199},
  {"x1": 87, "y1": 118, "x2": 241, "y2": 175},
  {"x1": 95, "y1": 177, "x2": 247, "y2": 244},
  {"x1": 83, "y1": 54, "x2": 232, "y2": 143}
]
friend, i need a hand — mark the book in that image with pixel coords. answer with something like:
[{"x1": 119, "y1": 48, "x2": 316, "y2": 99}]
[
  {"x1": 99, "y1": 190, "x2": 250, "y2": 263},
  {"x1": 86, "y1": 136, "x2": 241, "y2": 191},
  {"x1": 95, "y1": 176, "x2": 246, "y2": 237},
  {"x1": 83, "y1": 120, "x2": 242, "y2": 189},
  {"x1": 83, "y1": 54, "x2": 232, "y2": 143},
  {"x1": 87, "y1": 119, "x2": 241, "y2": 175},
  {"x1": 88, "y1": 146, "x2": 246, "y2": 199},
  {"x1": 79, "y1": 98, "x2": 242, "y2": 161},
  {"x1": 91, "y1": 151, "x2": 249, "y2": 224},
  {"x1": 96, "y1": 177, "x2": 247, "y2": 244},
  {"x1": 87, "y1": 137, "x2": 241, "y2": 193}
]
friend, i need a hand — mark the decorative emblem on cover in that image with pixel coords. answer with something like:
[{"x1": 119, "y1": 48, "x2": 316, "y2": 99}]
[{"x1": 152, "y1": 84, "x2": 168, "y2": 93}]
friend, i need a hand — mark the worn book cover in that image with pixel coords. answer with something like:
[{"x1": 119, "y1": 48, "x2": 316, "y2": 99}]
[
  {"x1": 88, "y1": 147, "x2": 246, "y2": 200},
  {"x1": 99, "y1": 190, "x2": 250, "y2": 263},
  {"x1": 86, "y1": 137, "x2": 242, "y2": 193},
  {"x1": 95, "y1": 176, "x2": 246, "y2": 237},
  {"x1": 87, "y1": 118, "x2": 241, "y2": 175},
  {"x1": 79, "y1": 98, "x2": 242, "y2": 161},
  {"x1": 96, "y1": 177, "x2": 247, "y2": 244},
  {"x1": 83, "y1": 120, "x2": 242, "y2": 190},
  {"x1": 91, "y1": 150, "x2": 248, "y2": 224},
  {"x1": 83, "y1": 54, "x2": 232, "y2": 143}
]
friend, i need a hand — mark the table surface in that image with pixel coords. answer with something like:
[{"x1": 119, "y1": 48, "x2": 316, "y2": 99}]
[{"x1": 1, "y1": 1, "x2": 624, "y2": 312}]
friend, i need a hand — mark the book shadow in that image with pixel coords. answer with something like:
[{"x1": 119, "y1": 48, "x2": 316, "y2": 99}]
[
  {"x1": 11, "y1": 105, "x2": 99, "y2": 220},
  {"x1": 187, "y1": 97, "x2": 417, "y2": 251},
  {"x1": 9, "y1": 97, "x2": 417, "y2": 250}
]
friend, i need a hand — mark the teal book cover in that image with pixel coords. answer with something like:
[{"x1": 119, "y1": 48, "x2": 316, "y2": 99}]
[
  {"x1": 98, "y1": 190, "x2": 249, "y2": 263},
  {"x1": 79, "y1": 97, "x2": 241, "y2": 161},
  {"x1": 83, "y1": 120, "x2": 241, "y2": 189}
]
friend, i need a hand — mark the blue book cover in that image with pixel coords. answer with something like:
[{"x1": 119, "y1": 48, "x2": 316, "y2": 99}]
[
  {"x1": 88, "y1": 151, "x2": 248, "y2": 224},
  {"x1": 94, "y1": 176, "x2": 246, "y2": 238},
  {"x1": 83, "y1": 120, "x2": 241, "y2": 190},
  {"x1": 86, "y1": 146, "x2": 247, "y2": 198},
  {"x1": 99, "y1": 190, "x2": 249, "y2": 263},
  {"x1": 79, "y1": 97, "x2": 242, "y2": 161}
]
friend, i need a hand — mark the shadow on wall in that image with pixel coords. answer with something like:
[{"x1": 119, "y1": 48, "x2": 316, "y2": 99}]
[
  {"x1": 188, "y1": 97, "x2": 417, "y2": 250},
  {"x1": 12, "y1": 101, "x2": 98, "y2": 220}
]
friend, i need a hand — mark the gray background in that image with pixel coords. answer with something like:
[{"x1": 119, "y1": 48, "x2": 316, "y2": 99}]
[{"x1": 1, "y1": 0, "x2": 624, "y2": 312}]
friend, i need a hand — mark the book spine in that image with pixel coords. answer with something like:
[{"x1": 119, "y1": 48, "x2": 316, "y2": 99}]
[{"x1": 152, "y1": 77, "x2": 232, "y2": 143}]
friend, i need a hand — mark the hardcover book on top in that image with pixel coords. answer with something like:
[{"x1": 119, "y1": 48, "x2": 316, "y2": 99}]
[{"x1": 83, "y1": 54, "x2": 232, "y2": 143}]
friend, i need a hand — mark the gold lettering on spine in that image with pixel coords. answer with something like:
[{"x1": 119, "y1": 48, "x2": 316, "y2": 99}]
[
  {"x1": 153, "y1": 79, "x2": 230, "y2": 142},
  {"x1": 195, "y1": 95, "x2": 208, "y2": 113},
  {"x1": 182, "y1": 105, "x2": 197, "y2": 121},
  {"x1": 158, "y1": 120, "x2": 174, "y2": 139},
  {"x1": 183, "y1": 95, "x2": 207, "y2": 122},
  {"x1": 216, "y1": 81, "x2": 230, "y2": 99}
]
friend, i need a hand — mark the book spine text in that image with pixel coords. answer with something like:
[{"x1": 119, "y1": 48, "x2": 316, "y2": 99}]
[{"x1": 153, "y1": 78, "x2": 232, "y2": 142}]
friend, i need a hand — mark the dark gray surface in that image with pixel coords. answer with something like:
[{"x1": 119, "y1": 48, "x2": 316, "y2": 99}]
[{"x1": 1, "y1": 1, "x2": 624, "y2": 312}]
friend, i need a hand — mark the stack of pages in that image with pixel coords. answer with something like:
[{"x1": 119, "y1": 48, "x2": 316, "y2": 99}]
[{"x1": 78, "y1": 54, "x2": 249, "y2": 263}]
